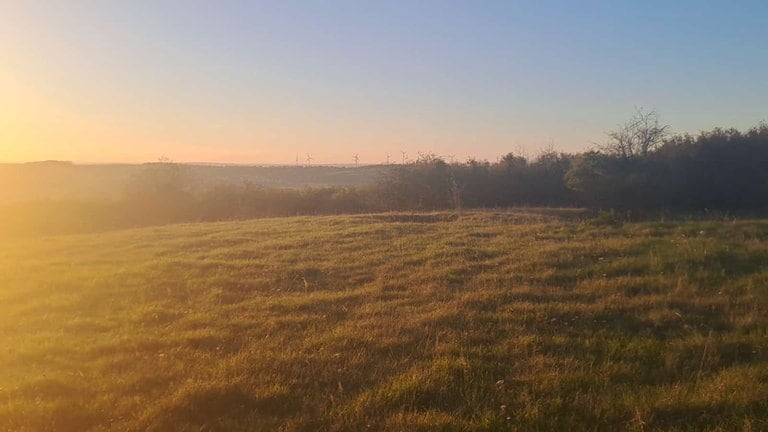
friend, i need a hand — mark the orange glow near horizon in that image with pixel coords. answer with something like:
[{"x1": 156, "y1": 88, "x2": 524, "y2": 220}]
[
  {"x1": 0, "y1": 70, "x2": 488, "y2": 165},
  {"x1": 0, "y1": 70, "x2": 536, "y2": 165}
]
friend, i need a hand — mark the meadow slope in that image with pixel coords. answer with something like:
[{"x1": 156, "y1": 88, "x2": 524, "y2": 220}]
[{"x1": 1, "y1": 211, "x2": 767, "y2": 431}]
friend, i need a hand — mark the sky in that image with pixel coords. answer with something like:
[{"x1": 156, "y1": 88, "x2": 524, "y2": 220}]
[{"x1": 1, "y1": 1, "x2": 767, "y2": 164}]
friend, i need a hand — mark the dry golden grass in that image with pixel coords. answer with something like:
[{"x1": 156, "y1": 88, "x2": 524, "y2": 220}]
[{"x1": 1, "y1": 210, "x2": 767, "y2": 431}]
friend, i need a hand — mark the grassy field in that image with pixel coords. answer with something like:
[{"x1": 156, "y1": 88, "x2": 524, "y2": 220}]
[{"x1": 1, "y1": 210, "x2": 767, "y2": 431}]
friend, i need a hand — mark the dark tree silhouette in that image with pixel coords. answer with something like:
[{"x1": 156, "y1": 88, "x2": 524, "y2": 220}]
[{"x1": 601, "y1": 108, "x2": 669, "y2": 158}]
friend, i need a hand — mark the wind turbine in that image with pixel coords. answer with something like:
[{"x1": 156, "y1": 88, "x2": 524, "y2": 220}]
[
  {"x1": 386, "y1": 153, "x2": 391, "y2": 165},
  {"x1": 306, "y1": 153, "x2": 313, "y2": 166},
  {"x1": 401, "y1": 150, "x2": 407, "y2": 164},
  {"x1": 353, "y1": 153, "x2": 359, "y2": 166}
]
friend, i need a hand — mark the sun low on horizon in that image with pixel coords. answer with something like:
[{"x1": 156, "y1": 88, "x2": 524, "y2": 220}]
[{"x1": 1, "y1": 1, "x2": 767, "y2": 165}]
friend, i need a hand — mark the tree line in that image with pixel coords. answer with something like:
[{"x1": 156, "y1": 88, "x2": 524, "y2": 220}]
[
  {"x1": 2, "y1": 112, "x2": 767, "y2": 237},
  {"x1": 379, "y1": 112, "x2": 768, "y2": 213}
]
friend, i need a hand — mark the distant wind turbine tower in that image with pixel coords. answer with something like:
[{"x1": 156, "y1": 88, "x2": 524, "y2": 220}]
[
  {"x1": 353, "y1": 153, "x2": 359, "y2": 166},
  {"x1": 306, "y1": 153, "x2": 313, "y2": 166},
  {"x1": 401, "y1": 151, "x2": 407, "y2": 164},
  {"x1": 386, "y1": 153, "x2": 391, "y2": 165}
]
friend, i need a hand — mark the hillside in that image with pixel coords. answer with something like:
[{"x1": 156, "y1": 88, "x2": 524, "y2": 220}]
[
  {"x1": 1, "y1": 210, "x2": 767, "y2": 431},
  {"x1": 0, "y1": 163, "x2": 391, "y2": 204}
]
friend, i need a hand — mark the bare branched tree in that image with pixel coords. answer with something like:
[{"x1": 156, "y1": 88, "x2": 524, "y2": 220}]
[{"x1": 601, "y1": 108, "x2": 669, "y2": 158}]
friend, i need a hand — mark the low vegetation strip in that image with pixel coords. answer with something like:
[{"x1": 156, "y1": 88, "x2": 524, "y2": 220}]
[
  {"x1": 1, "y1": 210, "x2": 767, "y2": 431},
  {"x1": 3, "y1": 121, "x2": 768, "y2": 239}
]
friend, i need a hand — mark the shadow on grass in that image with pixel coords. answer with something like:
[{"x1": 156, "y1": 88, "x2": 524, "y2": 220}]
[
  {"x1": 147, "y1": 385, "x2": 297, "y2": 431},
  {"x1": 648, "y1": 400, "x2": 768, "y2": 430}
]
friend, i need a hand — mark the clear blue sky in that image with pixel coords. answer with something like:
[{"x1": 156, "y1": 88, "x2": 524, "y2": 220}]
[{"x1": 2, "y1": 1, "x2": 767, "y2": 163}]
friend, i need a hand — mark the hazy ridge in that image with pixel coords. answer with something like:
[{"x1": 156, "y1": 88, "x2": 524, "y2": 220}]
[{"x1": 0, "y1": 162, "x2": 391, "y2": 204}]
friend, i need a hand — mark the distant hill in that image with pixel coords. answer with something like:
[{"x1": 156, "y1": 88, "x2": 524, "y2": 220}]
[{"x1": 0, "y1": 163, "x2": 393, "y2": 203}]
